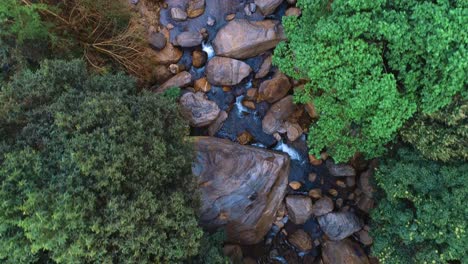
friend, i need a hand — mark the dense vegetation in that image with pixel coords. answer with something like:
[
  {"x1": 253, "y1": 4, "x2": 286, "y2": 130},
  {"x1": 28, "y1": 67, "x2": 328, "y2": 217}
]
[
  {"x1": 371, "y1": 149, "x2": 468, "y2": 263},
  {"x1": 274, "y1": 0, "x2": 467, "y2": 162},
  {"x1": 0, "y1": 60, "x2": 212, "y2": 263}
]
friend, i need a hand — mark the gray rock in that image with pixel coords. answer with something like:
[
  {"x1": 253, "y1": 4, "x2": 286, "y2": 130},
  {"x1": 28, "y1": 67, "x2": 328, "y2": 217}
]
[
  {"x1": 171, "y1": 7, "x2": 188, "y2": 21},
  {"x1": 208, "y1": 111, "x2": 228, "y2": 136},
  {"x1": 213, "y1": 19, "x2": 286, "y2": 59},
  {"x1": 326, "y1": 160, "x2": 356, "y2": 177},
  {"x1": 175, "y1": 31, "x2": 203, "y2": 47},
  {"x1": 148, "y1": 32, "x2": 166, "y2": 50},
  {"x1": 254, "y1": 0, "x2": 283, "y2": 16},
  {"x1": 312, "y1": 196, "x2": 334, "y2": 216},
  {"x1": 286, "y1": 195, "x2": 313, "y2": 224},
  {"x1": 359, "y1": 168, "x2": 375, "y2": 197},
  {"x1": 193, "y1": 137, "x2": 290, "y2": 244},
  {"x1": 207, "y1": 16, "x2": 216, "y2": 26},
  {"x1": 180, "y1": 92, "x2": 220, "y2": 127},
  {"x1": 318, "y1": 212, "x2": 363, "y2": 240},
  {"x1": 206, "y1": 56, "x2": 252, "y2": 86}
]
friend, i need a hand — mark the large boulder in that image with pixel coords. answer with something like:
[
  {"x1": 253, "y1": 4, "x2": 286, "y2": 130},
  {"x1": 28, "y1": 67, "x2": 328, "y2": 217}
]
[
  {"x1": 212, "y1": 19, "x2": 286, "y2": 59},
  {"x1": 193, "y1": 137, "x2": 290, "y2": 244},
  {"x1": 175, "y1": 31, "x2": 203, "y2": 47},
  {"x1": 258, "y1": 71, "x2": 291, "y2": 103},
  {"x1": 206, "y1": 56, "x2": 252, "y2": 86},
  {"x1": 255, "y1": 0, "x2": 284, "y2": 16},
  {"x1": 262, "y1": 95, "x2": 297, "y2": 134},
  {"x1": 318, "y1": 212, "x2": 363, "y2": 241},
  {"x1": 180, "y1": 92, "x2": 220, "y2": 127},
  {"x1": 321, "y1": 239, "x2": 370, "y2": 264}
]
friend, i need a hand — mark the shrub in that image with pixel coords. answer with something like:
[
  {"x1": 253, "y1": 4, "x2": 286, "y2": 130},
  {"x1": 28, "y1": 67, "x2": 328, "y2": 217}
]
[
  {"x1": 274, "y1": 0, "x2": 467, "y2": 162},
  {"x1": 370, "y1": 148, "x2": 468, "y2": 263},
  {"x1": 0, "y1": 60, "x2": 204, "y2": 263},
  {"x1": 400, "y1": 98, "x2": 468, "y2": 162}
]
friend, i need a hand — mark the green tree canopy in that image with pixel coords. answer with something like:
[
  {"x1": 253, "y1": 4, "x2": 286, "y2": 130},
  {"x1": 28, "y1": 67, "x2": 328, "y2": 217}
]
[
  {"x1": 371, "y1": 148, "x2": 468, "y2": 263},
  {"x1": 274, "y1": 0, "x2": 467, "y2": 162},
  {"x1": 0, "y1": 60, "x2": 204, "y2": 263}
]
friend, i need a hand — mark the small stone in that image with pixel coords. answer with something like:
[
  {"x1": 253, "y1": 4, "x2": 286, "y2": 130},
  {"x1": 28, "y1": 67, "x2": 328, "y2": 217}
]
[
  {"x1": 148, "y1": 32, "x2": 166, "y2": 50},
  {"x1": 308, "y1": 188, "x2": 322, "y2": 199},
  {"x1": 171, "y1": 7, "x2": 187, "y2": 21},
  {"x1": 347, "y1": 193, "x2": 355, "y2": 200},
  {"x1": 336, "y1": 180, "x2": 346, "y2": 188},
  {"x1": 194, "y1": 77, "x2": 211, "y2": 93},
  {"x1": 285, "y1": 7, "x2": 301, "y2": 16},
  {"x1": 308, "y1": 172, "x2": 317, "y2": 182},
  {"x1": 175, "y1": 31, "x2": 203, "y2": 47},
  {"x1": 237, "y1": 131, "x2": 253, "y2": 145},
  {"x1": 276, "y1": 202, "x2": 286, "y2": 218},
  {"x1": 286, "y1": 195, "x2": 313, "y2": 225},
  {"x1": 246, "y1": 88, "x2": 258, "y2": 100},
  {"x1": 187, "y1": 0, "x2": 205, "y2": 18},
  {"x1": 166, "y1": 23, "x2": 174, "y2": 30},
  {"x1": 357, "y1": 195, "x2": 374, "y2": 213},
  {"x1": 357, "y1": 229, "x2": 373, "y2": 246},
  {"x1": 207, "y1": 16, "x2": 216, "y2": 26},
  {"x1": 314, "y1": 239, "x2": 320, "y2": 247},
  {"x1": 336, "y1": 198, "x2": 344, "y2": 208},
  {"x1": 255, "y1": 0, "x2": 283, "y2": 16},
  {"x1": 192, "y1": 50, "x2": 207, "y2": 68},
  {"x1": 274, "y1": 220, "x2": 285, "y2": 229},
  {"x1": 312, "y1": 196, "x2": 334, "y2": 216},
  {"x1": 242, "y1": 100, "x2": 256, "y2": 110},
  {"x1": 346, "y1": 176, "x2": 356, "y2": 187},
  {"x1": 320, "y1": 152, "x2": 329, "y2": 160},
  {"x1": 326, "y1": 160, "x2": 356, "y2": 177},
  {"x1": 329, "y1": 189, "x2": 338, "y2": 197},
  {"x1": 169, "y1": 64, "x2": 182, "y2": 74},
  {"x1": 289, "y1": 181, "x2": 302, "y2": 190},
  {"x1": 255, "y1": 54, "x2": 272, "y2": 79},
  {"x1": 309, "y1": 154, "x2": 323, "y2": 166},
  {"x1": 322, "y1": 239, "x2": 370, "y2": 264},
  {"x1": 225, "y1": 14, "x2": 235, "y2": 21},
  {"x1": 288, "y1": 229, "x2": 313, "y2": 251},
  {"x1": 286, "y1": 122, "x2": 303, "y2": 142},
  {"x1": 244, "y1": 4, "x2": 253, "y2": 16},
  {"x1": 222, "y1": 86, "x2": 231, "y2": 92}
]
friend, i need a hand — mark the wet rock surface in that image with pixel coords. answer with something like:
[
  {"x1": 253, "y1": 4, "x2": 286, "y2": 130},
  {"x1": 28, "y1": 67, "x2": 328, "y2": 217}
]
[
  {"x1": 322, "y1": 239, "x2": 370, "y2": 264},
  {"x1": 192, "y1": 137, "x2": 290, "y2": 244}
]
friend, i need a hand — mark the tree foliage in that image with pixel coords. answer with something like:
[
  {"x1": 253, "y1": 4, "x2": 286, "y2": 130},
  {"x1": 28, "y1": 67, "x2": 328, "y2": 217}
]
[
  {"x1": 370, "y1": 148, "x2": 468, "y2": 263},
  {"x1": 274, "y1": 0, "x2": 468, "y2": 162},
  {"x1": 0, "y1": 60, "x2": 205, "y2": 263}
]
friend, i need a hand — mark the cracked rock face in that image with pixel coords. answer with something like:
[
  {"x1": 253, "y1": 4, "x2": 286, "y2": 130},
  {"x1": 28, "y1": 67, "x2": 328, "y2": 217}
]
[{"x1": 192, "y1": 137, "x2": 290, "y2": 244}]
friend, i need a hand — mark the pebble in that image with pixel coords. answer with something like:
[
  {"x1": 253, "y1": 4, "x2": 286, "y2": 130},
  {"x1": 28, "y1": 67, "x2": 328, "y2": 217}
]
[
  {"x1": 336, "y1": 180, "x2": 346, "y2": 188},
  {"x1": 308, "y1": 188, "x2": 322, "y2": 199},
  {"x1": 289, "y1": 181, "x2": 302, "y2": 190},
  {"x1": 329, "y1": 189, "x2": 338, "y2": 197},
  {"x1": 171, "y1": 7, "x2": 187, "y2": 21},
  {"x1": 207, "y1": 16, "x2": 216, "y2": 26},
  {"x1": 308, "y1": 154, "x2": 323, "y2": 165},
  {"x1": 308, "y1": 172, "x2": 317, "y2": 182},
  {"x1": 226, "y1": 14, "x2": 236, "y2": 21}
]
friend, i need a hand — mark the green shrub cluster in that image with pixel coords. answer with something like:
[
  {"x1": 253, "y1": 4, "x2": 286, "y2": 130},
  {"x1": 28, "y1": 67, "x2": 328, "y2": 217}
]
[
  {"x1": 370, "y1": 148, "x2": 468, "y2": 263},
  {"x1": 0, "y1": 60, "x2": 207, "y2": 263},
  {"x1": 274, "y1": 0, "x2": 467, "y2": 162}
]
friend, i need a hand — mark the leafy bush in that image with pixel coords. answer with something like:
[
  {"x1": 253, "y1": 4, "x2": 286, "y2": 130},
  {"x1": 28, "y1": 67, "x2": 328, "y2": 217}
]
[
  {"x1": 0, "y1": 60, "x2": 205, "y2": 263},
  {"x1": 400, "y1": 98, "x2": 468, "y2": 162},
  {"x1": 274, "y1": 0, "x2": 467, "y2": 162},
  {"x1": 371, "y1": 148, "x2": 468, "y2": 263}
]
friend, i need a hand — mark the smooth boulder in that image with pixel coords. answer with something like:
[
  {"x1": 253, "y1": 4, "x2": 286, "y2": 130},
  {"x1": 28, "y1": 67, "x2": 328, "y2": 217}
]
[
  {"x1": 206, "y1": 56, "x2": 252, "y2": 86},
  {"x1": 180, "y1": 92, "x2": 220, "y2": 127},
  {"x1": 318, "y1": 212, "x2": 363, "y2": 241},
  {"x1": 213, "y1": 19, "x2": 286, "y2": 59},
  {"x1": 286, "y1": 195, "x2": 313, "y2": 224},
  {"x1": 175, "y1": 31, "x2": 203, "y2": 47},
  {"x1": 193, "y1": 137, "x2": 290, "y2": 244},
  {"x1": 258, "y1": 71, "x2": 291, "y2": 103},
  {"x1": 155, "y1": 71, "x2": 191, "y2": 93}
]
